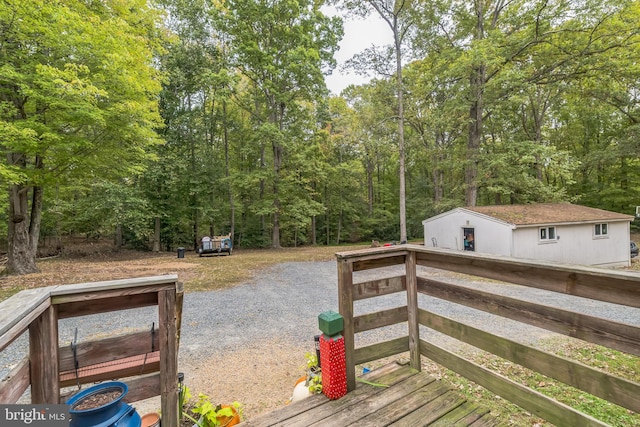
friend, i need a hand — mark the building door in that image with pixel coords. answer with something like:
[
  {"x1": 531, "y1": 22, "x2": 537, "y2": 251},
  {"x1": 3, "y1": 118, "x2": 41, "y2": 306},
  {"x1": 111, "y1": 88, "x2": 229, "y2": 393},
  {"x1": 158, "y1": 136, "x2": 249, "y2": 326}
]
[{"x1": 463, "y1": 227, "x2": 475, "y2": 251}]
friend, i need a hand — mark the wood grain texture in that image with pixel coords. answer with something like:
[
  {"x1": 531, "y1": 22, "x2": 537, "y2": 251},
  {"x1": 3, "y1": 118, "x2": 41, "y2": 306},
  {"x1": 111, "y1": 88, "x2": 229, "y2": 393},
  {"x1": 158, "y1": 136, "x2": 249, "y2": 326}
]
[
  {"x1": 419, "y1": 308, "x2": 640, "y2": 413},
  {"x1": 420, "y1": 339, "x2": 609, "y2": 427},
  {"x1": 417, "y1": 276, "x2": 640, "y2": 356},
  {"x1": 29, "y1": 305, "x2": 59, "y2": 403},
  {"x1": 352, "y1": 276, "x2": 405, "y2": 301},
  {"x1": 412, "y1": 245, "x2": 640, "y2": 308},
  {"x1": 58, "y1": 329, "x2": 159, "y2": 371},
  {"x1": 0, "y1": 357, "x2": 30, "y2": 403},
  {"x1": 337, "y1": 259, "x2": 356, "y2": 392},
  {"x1": 158, "y1": 289, "x2": 179, "y2": 427}
]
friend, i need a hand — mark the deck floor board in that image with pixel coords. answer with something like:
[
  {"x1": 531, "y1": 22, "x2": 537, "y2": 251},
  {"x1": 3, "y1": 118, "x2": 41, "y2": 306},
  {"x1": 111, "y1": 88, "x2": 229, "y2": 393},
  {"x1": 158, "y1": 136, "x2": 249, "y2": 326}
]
[{"x1": 238, "y1": 362, "x2": 501, "y2": 427}]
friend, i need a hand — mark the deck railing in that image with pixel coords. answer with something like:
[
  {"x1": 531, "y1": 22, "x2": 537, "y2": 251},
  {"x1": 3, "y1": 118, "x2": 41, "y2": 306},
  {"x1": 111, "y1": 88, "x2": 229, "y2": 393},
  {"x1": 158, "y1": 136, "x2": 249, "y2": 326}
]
[
  {"x1": 336, "y1": 245, "x2": 640, "y2": 427},
  {"x1": 0, "y1": 275, "x2": 183, "y2": 427}
]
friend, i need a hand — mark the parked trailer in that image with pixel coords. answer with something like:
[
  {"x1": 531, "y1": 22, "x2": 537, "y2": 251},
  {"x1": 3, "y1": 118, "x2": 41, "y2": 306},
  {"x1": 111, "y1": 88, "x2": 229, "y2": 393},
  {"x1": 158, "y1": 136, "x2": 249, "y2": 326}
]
[{"x1": 199, "y1": 234, "x2": 233, "y2": 256}]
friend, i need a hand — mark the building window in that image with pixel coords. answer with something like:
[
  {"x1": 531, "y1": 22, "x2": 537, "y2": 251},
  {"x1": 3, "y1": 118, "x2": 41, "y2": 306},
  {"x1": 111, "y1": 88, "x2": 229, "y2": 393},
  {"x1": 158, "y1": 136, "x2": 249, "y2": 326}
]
[
  {"x1": 594, "y1": 223, "x2": 608, "y2": 237},
  {"x1": 539, "y1": 226, "x2": 556, "y2": 241}
]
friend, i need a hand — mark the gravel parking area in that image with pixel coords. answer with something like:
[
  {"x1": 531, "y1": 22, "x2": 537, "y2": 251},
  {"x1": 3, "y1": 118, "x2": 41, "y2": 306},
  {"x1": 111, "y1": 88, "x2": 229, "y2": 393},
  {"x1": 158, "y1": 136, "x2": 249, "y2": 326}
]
[{"x1": 2, "y1": 260, "x2": 639, "y2": 421}]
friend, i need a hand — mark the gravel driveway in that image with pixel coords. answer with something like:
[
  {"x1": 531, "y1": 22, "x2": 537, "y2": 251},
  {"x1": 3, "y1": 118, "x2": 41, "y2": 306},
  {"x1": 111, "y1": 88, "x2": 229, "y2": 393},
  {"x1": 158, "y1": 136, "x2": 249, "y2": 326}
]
[{"x1": 2, "y1": 260, "x2": 638, "y2": 419}]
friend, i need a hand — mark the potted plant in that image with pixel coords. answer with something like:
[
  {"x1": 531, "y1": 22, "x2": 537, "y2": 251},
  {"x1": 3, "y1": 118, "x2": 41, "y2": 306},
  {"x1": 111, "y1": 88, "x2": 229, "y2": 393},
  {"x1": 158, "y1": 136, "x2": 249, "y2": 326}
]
[
  {"x1": 182, "y1": 392, "x2": 242, "y2": 427},
  {"x1": 291, "y1": 352, "x2": 322, "y2": 402}
]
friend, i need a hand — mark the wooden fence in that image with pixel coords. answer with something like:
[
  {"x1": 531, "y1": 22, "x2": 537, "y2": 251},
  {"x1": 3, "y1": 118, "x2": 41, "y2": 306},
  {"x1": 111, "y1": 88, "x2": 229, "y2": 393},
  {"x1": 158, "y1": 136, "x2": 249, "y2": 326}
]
[
  {"x1": 336, "y1": 245, "x2": 640, "y2": 427},
  {"x1": 0, "y1": 275, "x2": 183, "y2": 427}
]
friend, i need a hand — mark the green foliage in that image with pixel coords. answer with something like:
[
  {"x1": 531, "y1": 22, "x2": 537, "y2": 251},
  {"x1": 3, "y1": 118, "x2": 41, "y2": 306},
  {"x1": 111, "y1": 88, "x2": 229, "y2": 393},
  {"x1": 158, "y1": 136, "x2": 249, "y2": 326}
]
[
  {"x1": 4, "y1": 0, "x2": 640, "y2": 259},
  {"x1": 182, "y1": 392, "x2": 242, "y2": 427}
]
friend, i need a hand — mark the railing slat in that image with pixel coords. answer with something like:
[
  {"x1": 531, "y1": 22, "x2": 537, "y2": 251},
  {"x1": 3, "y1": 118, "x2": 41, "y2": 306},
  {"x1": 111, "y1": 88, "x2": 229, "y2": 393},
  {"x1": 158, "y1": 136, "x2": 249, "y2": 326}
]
[
  {"x1": 0, "y1": 357, "x2": 30, "y2": 403},
  {"x1": 0, "y1": 289, "x2": 52, "y2": 351},
  {"x1": 419, "y1": 339, "x2": 610, "y2": 427},
  {"x1": 352, "y1": 276, "x2": 405, "y2": 301},
  {"x1": 419, "y1": 308, "x2": 640, "y2": 413},
  {"x1": 58, "y1": 329, "x2": 160, "y2": 372},
  {"x1": 417, "y1": 276, "x2": 640, "y2": 356},
  {"x1": 354, "y1": 337, "x2": 409, "y2": 365},
  {"x1": 413, "y1": 246, "x2": 640, "y2": 308},
  {"x1": 354, "y1": 307, "x2": 408, "y2": 333}
]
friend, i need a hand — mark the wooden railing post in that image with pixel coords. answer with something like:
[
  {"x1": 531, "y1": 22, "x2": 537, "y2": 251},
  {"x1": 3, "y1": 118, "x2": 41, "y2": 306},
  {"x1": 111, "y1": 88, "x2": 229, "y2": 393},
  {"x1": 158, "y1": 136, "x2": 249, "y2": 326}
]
[
  {"x1": 29, "y1": 305, "x2": 59, "y2": 403},
  {"x1": 405, "y1": 251, "x2": 421, "y2": 371},
  {"x1": 159, "y1": 288, "x2": 178, "y2": 427},
  {"x1": 337, "y1": 258, "x2": 355, "y2": 392}
]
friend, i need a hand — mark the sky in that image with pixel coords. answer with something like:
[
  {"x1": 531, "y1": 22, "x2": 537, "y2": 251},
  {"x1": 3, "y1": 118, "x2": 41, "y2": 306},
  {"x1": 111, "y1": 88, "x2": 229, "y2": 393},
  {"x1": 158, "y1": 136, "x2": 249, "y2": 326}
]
[{"x1": 322, "y1": 7, "x2": 392, "y2": 95}]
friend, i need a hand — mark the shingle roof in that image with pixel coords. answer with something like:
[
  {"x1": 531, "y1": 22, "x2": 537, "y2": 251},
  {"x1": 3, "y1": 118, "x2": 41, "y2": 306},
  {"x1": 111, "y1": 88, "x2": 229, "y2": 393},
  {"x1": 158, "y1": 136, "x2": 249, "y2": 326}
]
[{"x1": 465, "y1": 203, "x2": 633, "y2": 226}]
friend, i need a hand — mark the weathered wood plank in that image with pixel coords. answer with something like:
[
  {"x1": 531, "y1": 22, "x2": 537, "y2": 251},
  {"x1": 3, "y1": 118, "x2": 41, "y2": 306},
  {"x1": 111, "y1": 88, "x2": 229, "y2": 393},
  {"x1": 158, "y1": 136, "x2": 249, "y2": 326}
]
[
  {"x1": 123, "y1": 373, "x2": 161, "y2": 403},
  {"x1": 354, "y1": 337, "x2": 409, "y2": 365},
  {"x1": 176, "y1": 281, "x2": 184, "y2": 348},
  {"x1": 0, "y1": 357, "x2": 30, "y2": 403},
  {"x1": 238, "y1": 394, "x2": 329, "y2": 426},
  {"x1": 428, "y1": 401, "x2": 491, "y2": 427},
  {"x1": 304, "y1": 370, "x2": 436, "y2": 427},
  {"x1": 353, "y1": 254, "x2": 408, "y2": 272},
  {"x1": 58, "y1": 329, "x2": 159, "y2": 372},
  {"x1": 353, "y1": 276, "x2": 406, "y2": 301},
  {"x1": 413, "y1": 246, "x2": 640, "y2": 308},
  {"x1": 338, "y1": 259, "x2": 356, "y2": 392},
  {"x1": 158, "y1": 289, "x2": 179, "y2": 427},
  {"x1": 417, "y1": 276, "x2": 640, "y2": 357},
  {"x1": 356, "y1": 381, "x2": 455, "y2": 427},
  {"x1": 385, "y1": 389, "x2": 466, "y2": 427},
  {"x1": 354, "y1": 306, "x2": 408, "y2": 333},
  {"x1": 0, "y1": 290, "x2": 51, "y2": 351},
  {"x1": 29, "y1": 305, "x2": 59, "y2": 403},
  {"x1": 59, "y1": 351, "x2": 160, "y2": 387},
  {"x1": 469, "y1": 415, "x2": 505, "y2": 427},
  {"x1": 59, "y1": 372, "x2": 162, "y2": 403},
  {"x1": 405, "y1": 252, "x2": 420, "y2": 372},
  {"x1": 54, "y1": 289, "x2": 160, "y2": 316},
  {"x1": 419, "y1": 308, "x2": 640, "y2": 413},
  {"x1": 420, "y1": 339, "x2": 609, "y2": 427},
  {"x1": 278, "y1": 366, "x2": 422, "y2": 427},
  {"x1": 49, "y1": 275, "x2": 178, "y2": 298}
]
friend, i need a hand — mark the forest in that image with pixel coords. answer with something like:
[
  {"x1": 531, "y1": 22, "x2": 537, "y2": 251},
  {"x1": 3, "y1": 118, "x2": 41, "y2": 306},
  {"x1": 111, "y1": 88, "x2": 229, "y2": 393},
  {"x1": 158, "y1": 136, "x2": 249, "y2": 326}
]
[{"x1": 1, "y1": 0, "x2": 640, "y2": 274}]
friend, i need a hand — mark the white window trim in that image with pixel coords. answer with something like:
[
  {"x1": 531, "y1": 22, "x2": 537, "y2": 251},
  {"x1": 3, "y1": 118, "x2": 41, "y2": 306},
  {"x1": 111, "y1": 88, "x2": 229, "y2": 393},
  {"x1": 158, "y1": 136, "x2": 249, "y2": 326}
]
[
  {"x1": 539, "y1": 226, "x2": 558, "y2": 243},
  {"x1": 594, "y1": 223, "x2": 609, "y2": 239}
]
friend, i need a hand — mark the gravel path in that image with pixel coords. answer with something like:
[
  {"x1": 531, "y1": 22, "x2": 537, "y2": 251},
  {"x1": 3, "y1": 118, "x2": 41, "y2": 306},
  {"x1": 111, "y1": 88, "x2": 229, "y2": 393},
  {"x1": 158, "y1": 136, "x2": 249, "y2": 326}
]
[{"x1": 2, "y1": 261, "x2": 639, "y2": 420}]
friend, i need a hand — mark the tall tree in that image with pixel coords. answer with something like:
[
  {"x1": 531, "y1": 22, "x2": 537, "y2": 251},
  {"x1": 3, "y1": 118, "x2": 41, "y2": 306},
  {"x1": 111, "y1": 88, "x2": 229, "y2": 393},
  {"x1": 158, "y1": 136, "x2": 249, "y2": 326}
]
[
  {"x1": 337, "y1": 0, "x2": 421, "y2": 243},
  {"x1": 0, "y1": 0, "x2": 164, "y2": 274},
  {"x1": 214, "y1": 0, "x2": 341, "y2": 247}
]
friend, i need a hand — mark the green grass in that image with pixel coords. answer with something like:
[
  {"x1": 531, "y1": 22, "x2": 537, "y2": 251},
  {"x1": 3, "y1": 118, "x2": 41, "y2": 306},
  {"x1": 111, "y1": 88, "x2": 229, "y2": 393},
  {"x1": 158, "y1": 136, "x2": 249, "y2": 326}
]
[{"x1": 434, "y1": 341, "x2": 640, "y2": 426}]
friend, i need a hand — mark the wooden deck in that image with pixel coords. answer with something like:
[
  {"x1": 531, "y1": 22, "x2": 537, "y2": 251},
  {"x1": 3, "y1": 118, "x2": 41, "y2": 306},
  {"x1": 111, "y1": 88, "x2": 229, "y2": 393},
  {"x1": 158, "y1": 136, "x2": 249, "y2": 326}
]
[{"x1": 240, "y1": 361, "x2": 500, "y2": 427}]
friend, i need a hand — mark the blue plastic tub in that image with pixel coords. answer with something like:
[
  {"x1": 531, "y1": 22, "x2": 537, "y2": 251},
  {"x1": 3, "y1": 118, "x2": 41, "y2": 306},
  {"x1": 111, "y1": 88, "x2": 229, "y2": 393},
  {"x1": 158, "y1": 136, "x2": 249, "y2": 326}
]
[{"x1": 66, "y1": 381, "x2": 141, "y2": 427}]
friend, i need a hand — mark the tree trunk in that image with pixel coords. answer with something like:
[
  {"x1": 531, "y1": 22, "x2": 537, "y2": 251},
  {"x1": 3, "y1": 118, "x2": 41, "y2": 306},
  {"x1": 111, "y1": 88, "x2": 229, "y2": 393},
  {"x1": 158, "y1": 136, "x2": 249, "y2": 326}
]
[
  {"x1": 395, "y1": 16, "x2": 407, "y2": 243},
  {"x1": 223, "y1": 101, "x2": 235, "y2": 245},
  {"x1": 6, "y1": 183, "x2": 40, "y2": 275},
  {"x1": 270, "y1": 99, "x2": 284, "y2": 249},
  {"x1": 465, "y1": 1, "x2": 486, "y2": 207},
  {"x1": 153, "y1": 216, "x2": 161, "y2": 252},
  {"x1": 114, "y1": 224, "x2": 123, "y2": 249}
]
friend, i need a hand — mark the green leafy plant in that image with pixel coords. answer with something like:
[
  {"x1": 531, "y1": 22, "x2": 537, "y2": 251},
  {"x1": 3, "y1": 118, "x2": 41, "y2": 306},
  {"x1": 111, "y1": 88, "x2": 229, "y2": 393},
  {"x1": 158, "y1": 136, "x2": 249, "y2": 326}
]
[
  {"x1": 304, "y1": 352, "x2": 322, "y2": 394},
  {"x1": 181, "y1": 392, "x2": 242, "y2": 427},
  {"x1": 179, "y1": 384, "x2": 192, "y2": 422}
]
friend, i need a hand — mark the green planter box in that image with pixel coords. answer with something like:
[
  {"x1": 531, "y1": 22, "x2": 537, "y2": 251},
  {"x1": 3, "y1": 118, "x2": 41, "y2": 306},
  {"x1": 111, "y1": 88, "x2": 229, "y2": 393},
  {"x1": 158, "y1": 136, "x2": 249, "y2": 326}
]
[{"x1": 318, "y1": 310, "x2": 344, "y2": 336}]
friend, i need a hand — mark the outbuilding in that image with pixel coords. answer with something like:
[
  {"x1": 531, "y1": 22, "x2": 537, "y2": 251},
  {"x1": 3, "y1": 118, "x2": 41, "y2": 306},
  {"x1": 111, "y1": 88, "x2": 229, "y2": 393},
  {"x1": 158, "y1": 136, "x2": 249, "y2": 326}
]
[{"x1": 422, "y1": 203, "x2": 634, "y2": 267}]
